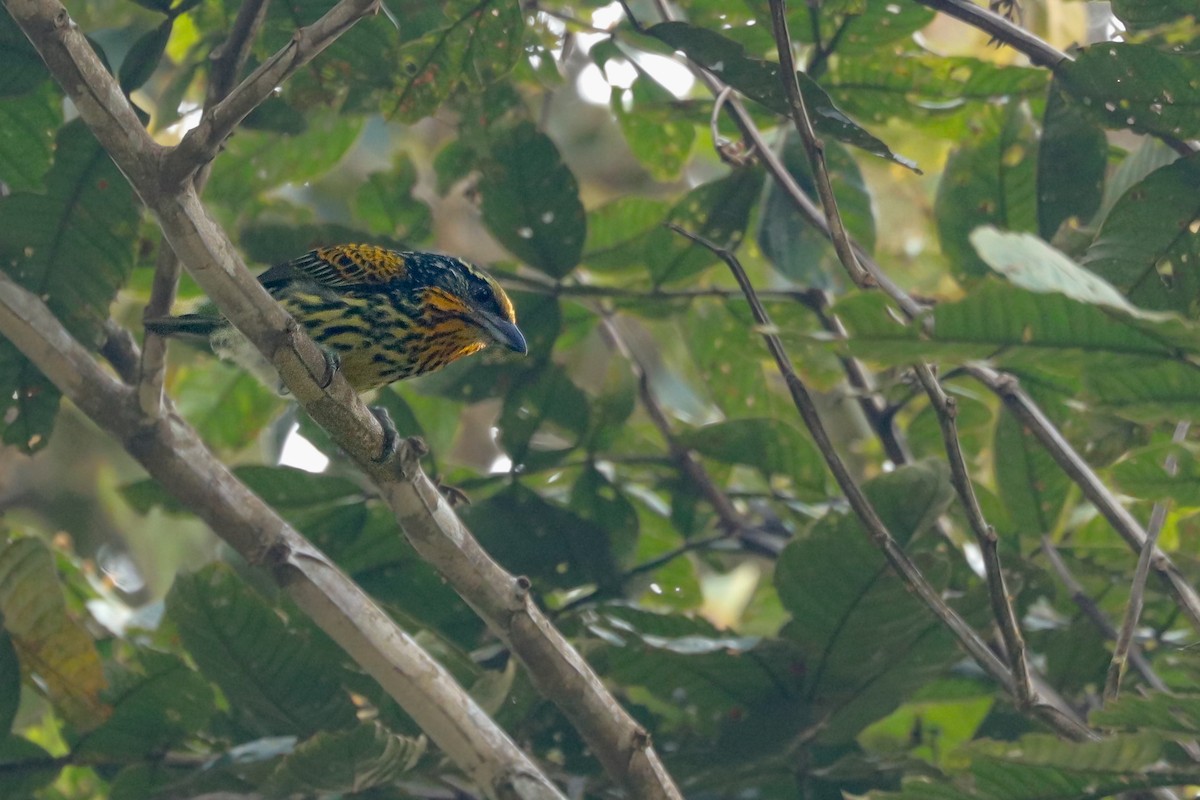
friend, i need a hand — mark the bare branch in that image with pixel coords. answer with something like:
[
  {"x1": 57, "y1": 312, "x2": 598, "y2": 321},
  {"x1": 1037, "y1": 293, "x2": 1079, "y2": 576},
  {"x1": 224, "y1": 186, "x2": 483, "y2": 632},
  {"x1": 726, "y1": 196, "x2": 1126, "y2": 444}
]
[
  {"x1": 914, "y1": 365, "x2": 1034, "y2": 706},
  {"x1": 973, "y1": 365, "x2": 1200, "y2": 637},
  {"x1": 1106, "y1": 421, "x2": 1191, "y2": 702},
  {"x1": 665, "y1": 223, "x2": 1091, "y2": 741},
  {"x1": 0, "y1": 272, "x2": 567, "y2": 800},
  {"x1": 10, "y1": 0, "x2": 686, "y2": 795}
]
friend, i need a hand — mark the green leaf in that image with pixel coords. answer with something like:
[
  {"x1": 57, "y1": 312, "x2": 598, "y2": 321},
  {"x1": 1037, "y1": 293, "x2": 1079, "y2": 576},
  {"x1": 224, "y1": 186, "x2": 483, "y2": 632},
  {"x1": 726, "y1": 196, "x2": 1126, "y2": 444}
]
[
  {"x1": 479, "y1": 121, "x2": 586, "y2": 277},
  {"x1": 393, "y1": 0, "x2": 524, "y2": 121},
  {"x1": 0, "y1": 630, "x2": 18, "y2": 735},
  {"x1": 1085, "y1": 359, "x2": 1200, "y2": 422},
  {"x1": 459, "y1": 483, "x2": 621, "y2": 589},
  {"x1": 74, "y1": 651, "x2": 214, "y2": 759},
  {"x1": 935, "y1": 104, "x2": 1039, "y2": 279},
  {"x1": 499, "y1": 363, "x2": 589, "y2": 470},
  {"x1": 354, "y1": 155, "x2": 432, "y2": 242},
  {"x1": 0, "y1": 735, "x2": 58, "y2": 798},
  {"x1": 174, "y1": 361, "x2": 281, "y2": 451},
  {"x1": 264, "y1": 722, "x2": 424, "y2": 795},
  {"x1": 582, "y1": 196, "x2": 671, "y2": 268},
  {"x1": 994, "y1": 410, "x2": 1071, "y2": 536},
  {"x1": 646, "y1": 21, "x2": 917, "y2": 170},
  {"x1": 1037, "y1": 83, "x2": 1106, "y2": 240},
  {"x1": 1111, "y1": 0, "x2": 1200, "y2": 28},
  {"x1": 118, "y1": 19, "x2": 173, "y2": 93},
  {"x1": 829, "y1": 54, "x2": 1046, "y2": 128},
  {"x1": 208, "y1": 113, "x2": 363, "y2": 214},
  {"x1": 1059, "y1": 43, "x2": 1200, "y2": 140},
  {"x1": 678, "y1": 418, "x2": 827, "y2": 500},
  {"x1": 757, "y1": 132, "x2": 874, "y2": 289},
  {"x1": 0, "y1": 11, "x2": 48, "y2": 96},
  {"x1": 775, "y1": 462, "x2": 959, "y2": 743},
  {"x1": 1092, "y1": 690, "x2": 1200, "y2": 733},
  {"x1": 1111, "y1": 445, "x2": 1200, "y2": 506},
  {"x1": 0, "y1": 120, "x2": 138, "y2": 452},
  {"x1": 0, "y1": 82, "x2": 60, "y2": 193},
  {"x1": 1081, "y1": 152, "x2": 1200, "y2": 314},
  {"x1": 166, "y1": 564, "x2": 357, "y2": 737},
  {"x1": 0, "y1": 537, "x2": 109, "y2": 731},
  {"x1": 646, "y1": 168, "x2": 762, "y2": 284}
]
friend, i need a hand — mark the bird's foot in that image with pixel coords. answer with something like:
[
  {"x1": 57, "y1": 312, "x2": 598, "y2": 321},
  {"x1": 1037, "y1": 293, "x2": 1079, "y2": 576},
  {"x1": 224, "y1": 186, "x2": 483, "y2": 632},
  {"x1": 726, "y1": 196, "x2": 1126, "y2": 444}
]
[
  {"x1": 319, "y1": 348, "x2": 342, "y2": 390},
  {"x1": 369, "y1": 405, "x2": 399, "y2": 463}
]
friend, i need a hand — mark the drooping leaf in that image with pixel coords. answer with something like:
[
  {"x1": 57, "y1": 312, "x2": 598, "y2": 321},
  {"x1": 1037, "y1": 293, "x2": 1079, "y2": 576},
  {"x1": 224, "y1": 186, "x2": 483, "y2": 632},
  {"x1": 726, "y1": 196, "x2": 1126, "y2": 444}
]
[
  {"x1": 1093, "y1": 690, "x2": 1200, "y2": 733},
  {"x1": 479, "y1": 121, "x2": 586, "y2": 278},
  {"x1": 757, "y1": 132, "x2": 874, "y2": 289},
  {"x1": 776, "y1": 462, "x2": 959, "y2": 744},
  {"x1": 1059, "y1": 43, "x2": 1200, "y2": 140},
  {"x1": 646, "y1": 168, "x2": 762, "y2": 284},
  {"x1": 166, "y1": 564, "x2": 357, "y2": 737},
  {"x1": 0, "y1": 10, "x2": 48, "y2": 96},
  {"x1": 459, "y1": 483, "x2": 621, "y2": 589},
  {"x1": 935, "y1": 104, "x2": 1039, "y2": 279},
  {"x1": 118, "y1": 19, "x2": 173, "y2": 94},
  {"x1": 0, "y1": 120, "x2": 139, "y2": 452},
  {"x1": 0, "y1": 82, "x2": 60, "y2": 193},
  {"x1": 994, "y1": 410, "x2": 1071, "y2": 537},
  {"x1": 1081, "y1": 152, "x2": 1200, "y2": 315},
  {"x1": 1037, "y1": 83, "x2": 1107, "y2": 240},
  {"x1": 646, "y1": 21, "x2": 917, "y2": 170},
  {"x1": 0, "y1": 537, "x2": 109, "y2": 731},
  {"x1": 1111, "y1": 444, "x2": 1200, "y2": 506}
]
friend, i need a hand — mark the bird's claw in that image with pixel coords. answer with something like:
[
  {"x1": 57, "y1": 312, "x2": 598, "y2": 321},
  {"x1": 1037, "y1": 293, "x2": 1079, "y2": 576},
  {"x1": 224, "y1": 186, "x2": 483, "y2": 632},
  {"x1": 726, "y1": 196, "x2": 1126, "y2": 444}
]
[
  {"x1": 369, "y1": 405, "x2": 399, "y2": 463},
  {"x1": 320, "y1": 349, "x2": 341, "y2": 390},
  {"x1": 434, "y1": 477, "x2": 471, "y2": 507}
]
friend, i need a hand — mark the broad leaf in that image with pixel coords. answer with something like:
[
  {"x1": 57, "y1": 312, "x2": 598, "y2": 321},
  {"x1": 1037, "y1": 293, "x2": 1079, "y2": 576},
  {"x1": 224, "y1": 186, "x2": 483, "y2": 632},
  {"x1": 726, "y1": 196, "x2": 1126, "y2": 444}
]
[
  {"x1": 1059, "y1": 43, "x2": 1200, "y2": 140},
  {"x1": 480, "y1": 121, "x2": 586, "y2": 278},
  {"x1": 1037, "y1": 83, "x2": 1106, "y2": 240},
  {"x1": 0, "y1": 537, "x2": 109, "y2": 731},
  {"x1": 166, "y1": 564, "x2": 357, "y2": 737},
  {"x1": 264, "y1": 722, "x2": 424, "y2": 795}
]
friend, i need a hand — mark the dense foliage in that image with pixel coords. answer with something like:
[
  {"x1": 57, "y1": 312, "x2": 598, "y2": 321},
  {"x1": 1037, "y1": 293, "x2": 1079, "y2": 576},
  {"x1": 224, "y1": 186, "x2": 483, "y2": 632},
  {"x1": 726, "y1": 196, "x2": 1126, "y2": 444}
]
[{"x1": 2, "y1": 0, "x2": 1200, "y2": 798}]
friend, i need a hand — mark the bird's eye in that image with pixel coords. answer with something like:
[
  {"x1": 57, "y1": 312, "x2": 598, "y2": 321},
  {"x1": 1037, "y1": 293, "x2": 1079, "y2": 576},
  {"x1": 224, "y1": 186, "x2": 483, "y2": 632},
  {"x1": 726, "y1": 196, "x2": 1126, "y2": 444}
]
[{"x1": 469, "y1": 283, "x2": 492, "y2": 303}]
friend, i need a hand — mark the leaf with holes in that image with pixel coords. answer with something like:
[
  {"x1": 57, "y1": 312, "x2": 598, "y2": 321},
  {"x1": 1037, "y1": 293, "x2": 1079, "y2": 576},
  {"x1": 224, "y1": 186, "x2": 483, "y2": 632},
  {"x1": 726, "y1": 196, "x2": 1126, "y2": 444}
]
[{"x1": 480, "y1": 121, "x2": 586, "y2": 277}]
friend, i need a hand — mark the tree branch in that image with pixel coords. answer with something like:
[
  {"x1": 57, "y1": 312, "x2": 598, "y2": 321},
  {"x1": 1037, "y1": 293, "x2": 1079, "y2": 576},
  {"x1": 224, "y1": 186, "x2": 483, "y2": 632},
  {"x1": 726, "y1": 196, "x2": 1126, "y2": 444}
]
[
  {"x1": 0, "y1": 271, "x2": 566, "y2": 800},
  {"x1": 164, "y1": 0, "x2": 381, "y2": 186},
  {"x1": 1105, "y1": 421, "x2": 1190, "y2": 702},
  {"x1": 9, "y1": 0, "x2": 684, "y2": 795},
  {"x1": 911, "y1": 0, "x2": 1067, "y2": 68},
  {"x1": 666, "y1": 223, "x2": 1091, "y2": 741}
]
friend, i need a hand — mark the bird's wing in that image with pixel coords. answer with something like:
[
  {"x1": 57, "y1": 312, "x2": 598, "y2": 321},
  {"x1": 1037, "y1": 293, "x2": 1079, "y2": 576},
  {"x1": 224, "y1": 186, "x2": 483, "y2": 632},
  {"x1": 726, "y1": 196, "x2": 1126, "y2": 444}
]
[{"x1": 259, "y1": 245, "x2": 410, "y2": 289}]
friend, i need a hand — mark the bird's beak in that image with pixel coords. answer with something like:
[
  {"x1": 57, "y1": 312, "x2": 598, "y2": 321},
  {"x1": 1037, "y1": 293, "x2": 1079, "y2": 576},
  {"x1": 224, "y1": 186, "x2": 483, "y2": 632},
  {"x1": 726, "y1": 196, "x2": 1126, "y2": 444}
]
[{"x1": 476, "y1": 309, "x2": 528, "y2": 355}]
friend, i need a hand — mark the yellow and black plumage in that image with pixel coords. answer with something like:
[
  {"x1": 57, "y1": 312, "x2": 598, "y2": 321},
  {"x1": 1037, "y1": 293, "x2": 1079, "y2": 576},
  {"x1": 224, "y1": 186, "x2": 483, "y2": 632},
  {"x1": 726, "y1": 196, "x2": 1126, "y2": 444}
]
[{"x1": 145, "y1": 244, "x2": 527, "y2": 393}]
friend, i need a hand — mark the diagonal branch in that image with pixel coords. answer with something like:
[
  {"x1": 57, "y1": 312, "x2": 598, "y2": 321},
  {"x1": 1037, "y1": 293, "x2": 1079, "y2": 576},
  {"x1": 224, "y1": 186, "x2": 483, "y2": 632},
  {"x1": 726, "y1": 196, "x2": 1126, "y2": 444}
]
[
  {"x1": 8, "y1": 0, "x2": 684, "y2": 795},
  {"x1": 0, "y1": 271, "x2": 567, "y2": 800},
  {"x1": 911, "y1": 0, "x2": 1067, "y2": 68}
]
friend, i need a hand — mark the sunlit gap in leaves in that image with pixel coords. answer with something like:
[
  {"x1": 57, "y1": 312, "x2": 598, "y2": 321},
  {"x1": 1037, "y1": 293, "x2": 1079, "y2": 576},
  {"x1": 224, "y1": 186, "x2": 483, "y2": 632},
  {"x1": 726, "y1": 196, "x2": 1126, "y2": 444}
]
[
  {"x1": 278, "y1": 423, "x2": 331, "y2": 473},
  {"x1": 162, "y1": 100, "x2": 202, "y2": 143},
  {"x1": 537, "y1": 0, "x2": 695, "y2": 106},
  {"x1": 488, "y1": 426, "x2": 514, "y2": 474}
]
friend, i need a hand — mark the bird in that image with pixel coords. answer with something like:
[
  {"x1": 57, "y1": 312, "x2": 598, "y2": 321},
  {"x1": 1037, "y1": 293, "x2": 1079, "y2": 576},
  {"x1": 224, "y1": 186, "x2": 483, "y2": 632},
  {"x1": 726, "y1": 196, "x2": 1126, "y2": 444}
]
[{"x1": 145, "y1": 244, "x2": 528, "y2": 458}]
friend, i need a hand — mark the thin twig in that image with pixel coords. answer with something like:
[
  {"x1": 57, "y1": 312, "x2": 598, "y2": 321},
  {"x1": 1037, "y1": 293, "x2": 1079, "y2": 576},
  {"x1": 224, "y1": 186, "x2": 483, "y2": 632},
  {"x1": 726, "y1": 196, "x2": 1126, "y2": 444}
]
[
  {"x1": 493, "y1": 269, "x2": 826, "y2": 306},
  {"x1": 1040, "y1": 536, "x2": 1168, "y2": 692},
  {"x1": 665, "y1": 222, "x2": 1091, "y2": 741},
  {"x1": 598, "y1": 316, "x2": 749, "y2": 538},
  {"x1": 914, "y1": 365, "x2": 1034, "y2": 706},
  {"x1": 139, "y1": 0, "x2": 271, "y2": 414},
  {"x1": 973, "y1": 365, "x2": 1200, "y2": 638},
  {"x1": 767, "y1": 0, "x2": 868, "y2": 287},
  {"x1": 1105, "y1": 421, "x2": 1191, "y2": 702}
]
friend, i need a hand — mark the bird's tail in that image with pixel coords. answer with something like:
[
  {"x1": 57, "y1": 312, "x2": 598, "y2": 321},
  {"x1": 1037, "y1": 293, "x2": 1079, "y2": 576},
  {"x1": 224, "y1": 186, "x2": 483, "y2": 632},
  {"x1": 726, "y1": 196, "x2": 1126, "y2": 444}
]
[{"x1": 143, "y1": 314, "x2": 224, "y2": 343}]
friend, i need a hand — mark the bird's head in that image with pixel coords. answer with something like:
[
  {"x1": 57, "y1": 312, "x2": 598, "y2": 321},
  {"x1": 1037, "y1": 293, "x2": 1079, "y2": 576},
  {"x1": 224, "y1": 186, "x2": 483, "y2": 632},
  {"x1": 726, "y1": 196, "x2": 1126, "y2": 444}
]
[{"x1": 408, "y1": 254, "x2": 528, "y2": 357}]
